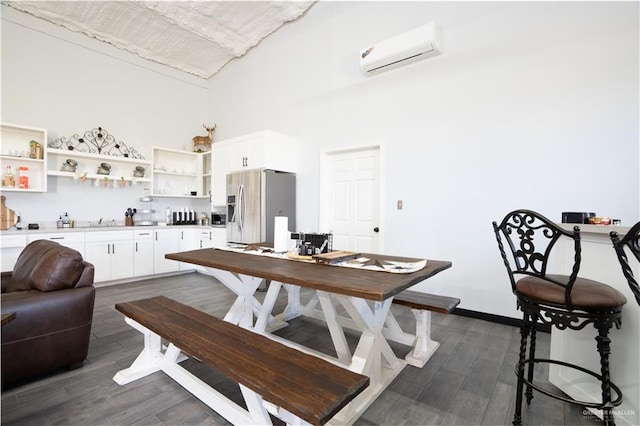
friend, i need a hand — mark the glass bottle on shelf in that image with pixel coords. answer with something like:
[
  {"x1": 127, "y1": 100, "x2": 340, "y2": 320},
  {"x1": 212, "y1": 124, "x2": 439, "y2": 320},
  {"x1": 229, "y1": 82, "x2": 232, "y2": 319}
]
[{"x1": 2, "y1": 165, "x2": 16, "y2": 188}]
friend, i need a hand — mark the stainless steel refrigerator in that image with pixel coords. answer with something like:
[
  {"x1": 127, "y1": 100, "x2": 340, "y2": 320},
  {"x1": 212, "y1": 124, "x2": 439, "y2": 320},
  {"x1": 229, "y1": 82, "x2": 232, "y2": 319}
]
[{"x1": 226, "y1": 169, "x2": 296, "y2": 244}]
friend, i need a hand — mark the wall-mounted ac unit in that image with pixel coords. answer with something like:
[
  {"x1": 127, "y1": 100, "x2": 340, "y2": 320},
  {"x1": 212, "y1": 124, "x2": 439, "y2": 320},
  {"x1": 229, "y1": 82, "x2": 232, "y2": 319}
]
[{"x1": 360, "y1": 23, "x2": 442, "y2": 75}]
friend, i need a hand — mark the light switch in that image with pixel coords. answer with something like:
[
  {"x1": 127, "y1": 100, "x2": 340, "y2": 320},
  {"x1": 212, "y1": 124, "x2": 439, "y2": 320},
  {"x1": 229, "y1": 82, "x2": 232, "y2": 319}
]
[{"x1": 397, "y1": 200, "x2": 403, "y2": 210}]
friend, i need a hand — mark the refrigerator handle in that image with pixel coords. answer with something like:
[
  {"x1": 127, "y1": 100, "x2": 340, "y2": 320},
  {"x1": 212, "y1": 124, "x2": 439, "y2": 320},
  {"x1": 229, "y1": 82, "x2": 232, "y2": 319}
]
[
  {"x1": 235, "y1": 184, "x2": 240, "y2": 232},
  {"x1": 238, "y1": 184, "x2": 244, "y2": 232}
]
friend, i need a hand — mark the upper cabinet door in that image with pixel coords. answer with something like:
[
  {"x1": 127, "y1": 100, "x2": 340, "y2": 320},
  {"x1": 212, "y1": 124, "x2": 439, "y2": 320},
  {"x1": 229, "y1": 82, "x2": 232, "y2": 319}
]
[
  {"x1": 227, "y1": 130, "x2": 298, "y2": 173},
  {"x1": 212, "y1": 130, "x2": 299, "y2": 207}
]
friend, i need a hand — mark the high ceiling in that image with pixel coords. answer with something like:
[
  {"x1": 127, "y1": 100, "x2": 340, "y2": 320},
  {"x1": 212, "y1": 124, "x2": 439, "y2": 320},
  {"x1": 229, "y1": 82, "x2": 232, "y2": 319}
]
[{"x1": 5, "y1": 1, "x2": 314, "y2": 79}]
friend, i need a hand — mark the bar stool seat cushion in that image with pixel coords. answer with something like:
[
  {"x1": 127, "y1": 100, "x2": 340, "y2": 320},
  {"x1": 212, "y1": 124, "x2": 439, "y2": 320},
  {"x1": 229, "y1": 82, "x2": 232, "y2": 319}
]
[{"x1": 517, "y1": 274, "x2": 627, "y2": 310}]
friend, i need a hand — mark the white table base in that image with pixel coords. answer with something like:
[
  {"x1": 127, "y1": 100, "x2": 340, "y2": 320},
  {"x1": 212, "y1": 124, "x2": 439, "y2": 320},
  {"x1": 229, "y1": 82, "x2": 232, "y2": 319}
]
[{"x1": 187, "y1": 266, "x2": 441, "y2": 424}]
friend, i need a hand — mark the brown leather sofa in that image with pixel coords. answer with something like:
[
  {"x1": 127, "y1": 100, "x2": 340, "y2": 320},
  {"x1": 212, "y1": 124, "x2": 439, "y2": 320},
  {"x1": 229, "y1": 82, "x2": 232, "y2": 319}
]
[{"x1": 1, "y1": 239, "x2": 95, "y2": 387}]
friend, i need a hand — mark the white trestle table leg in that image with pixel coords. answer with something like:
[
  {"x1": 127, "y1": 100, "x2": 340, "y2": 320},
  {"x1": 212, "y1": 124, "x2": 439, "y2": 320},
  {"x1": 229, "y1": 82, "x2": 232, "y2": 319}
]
[
  {"x1": 280, "y1": 284, "x2": 302, "y2": 321},
  {"x1": 317, "y1": 291, "x2": 352, "y2": 364},
  {"x1": 326, "y1": 297, "x2": 406, "y2": 426},
  {"x1": 204, "y1": 268, "x2": 287, "y2": 330},
  {"x1": 255, "y1": 281, "x2": 284, "y2": 332}
]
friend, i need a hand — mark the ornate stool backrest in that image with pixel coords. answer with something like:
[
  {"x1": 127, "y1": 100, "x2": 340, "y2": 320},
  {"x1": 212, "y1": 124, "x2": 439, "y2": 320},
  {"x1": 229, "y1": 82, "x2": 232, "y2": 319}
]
[{"x1": 493, "y1": 209, "x2": 582, "y2": 307}]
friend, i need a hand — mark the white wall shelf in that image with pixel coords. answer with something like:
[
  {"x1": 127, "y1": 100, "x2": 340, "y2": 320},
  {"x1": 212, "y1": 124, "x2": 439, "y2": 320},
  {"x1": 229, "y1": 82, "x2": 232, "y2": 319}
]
[
  {"x1": 47, "y1": 148, "x2": 152, "y2": 185},
  {"x1": 152, "y1": 146, "x2": 208, "y2": 199},
  {"x1": 1, "y1": 123, "x2": 48, "y2": 193}
]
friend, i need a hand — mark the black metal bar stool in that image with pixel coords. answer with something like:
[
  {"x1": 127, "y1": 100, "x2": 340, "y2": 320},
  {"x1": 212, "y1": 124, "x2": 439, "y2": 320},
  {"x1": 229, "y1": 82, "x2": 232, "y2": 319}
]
[
  {"x1": 493, "y1": 209, "x2": 627, "y2": 425},
  {"x1": 610, "y1": 221, "x2": 640, "y2": 306}
]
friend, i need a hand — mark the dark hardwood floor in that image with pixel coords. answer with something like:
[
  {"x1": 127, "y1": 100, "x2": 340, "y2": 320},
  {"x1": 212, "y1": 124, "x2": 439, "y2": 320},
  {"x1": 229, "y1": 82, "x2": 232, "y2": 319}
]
[{"x1": 1, "y1": 272, "x2": 600, "y2": 425}]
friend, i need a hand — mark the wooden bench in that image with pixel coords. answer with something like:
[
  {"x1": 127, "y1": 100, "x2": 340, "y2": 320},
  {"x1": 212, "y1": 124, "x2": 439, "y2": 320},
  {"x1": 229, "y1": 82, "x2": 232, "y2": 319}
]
[
  {"x1": 391, "y1": 290, "x2": 460, "y2": 367},
  {"x1": 113, "y1": 296, "x2": 369, "y2": 426}
]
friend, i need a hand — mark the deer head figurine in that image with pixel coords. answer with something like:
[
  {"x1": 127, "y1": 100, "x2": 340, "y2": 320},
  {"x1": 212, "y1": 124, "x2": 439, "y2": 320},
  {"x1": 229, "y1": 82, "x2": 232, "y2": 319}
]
[{"x1": 192, "y1": 123, "x2": 217, "y2": 152}]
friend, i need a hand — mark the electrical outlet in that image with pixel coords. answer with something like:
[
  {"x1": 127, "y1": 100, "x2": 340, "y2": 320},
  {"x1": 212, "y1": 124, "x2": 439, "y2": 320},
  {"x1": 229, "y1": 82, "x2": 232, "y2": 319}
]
[{"x1": 397, "y1": 200, "x2": 403, "y2": 210}]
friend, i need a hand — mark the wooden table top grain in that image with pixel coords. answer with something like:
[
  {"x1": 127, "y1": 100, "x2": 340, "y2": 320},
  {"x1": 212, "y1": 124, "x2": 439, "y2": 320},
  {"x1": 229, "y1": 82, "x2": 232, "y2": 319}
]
[{"x1": 166, "y1": 249, "x2": 452, "y2": 301}]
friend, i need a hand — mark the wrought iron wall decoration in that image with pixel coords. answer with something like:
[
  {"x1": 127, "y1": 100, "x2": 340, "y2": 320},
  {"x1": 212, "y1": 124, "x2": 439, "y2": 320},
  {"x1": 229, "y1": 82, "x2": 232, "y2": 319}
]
[{"x1": 48, "y1": 126, "x2": 145, "y2": 159}]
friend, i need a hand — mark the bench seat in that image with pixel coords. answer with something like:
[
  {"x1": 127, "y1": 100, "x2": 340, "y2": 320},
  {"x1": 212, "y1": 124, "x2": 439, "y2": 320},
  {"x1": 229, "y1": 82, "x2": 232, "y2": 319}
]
[
  {"x1": 392, "y1": 290, "x2": 460, "y2": 314},
  {"x1": 114, "y1": 296, "x2": 369, "y2": 426}
]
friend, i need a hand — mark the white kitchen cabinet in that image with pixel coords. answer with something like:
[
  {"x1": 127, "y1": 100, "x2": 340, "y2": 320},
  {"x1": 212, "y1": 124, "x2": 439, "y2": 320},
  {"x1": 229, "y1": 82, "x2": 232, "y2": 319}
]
[
  {"x1": 153, "y1": 227, "x2": 199, "y2": 273},
  {"x1": 47, "y1": 148, "x2": 151, "y2": 186},
  {"x1": 198, "y1": 229, "x2": 214, "y2": 249},
  {"x1": 152, "y1": 147, "x2": 207, "y2": 198},
  {"x1": 1, "y1": 123, "x2": 47, "y2": 193},
  {"x1": 154, "y1": 228, "x2": 180, "y2": 273},
  {"x1": 84, "y1": 230, "x2": 134, "y2": 283},
  {"x1": 133, "y1": 229, "x2": 154, "y2": 277},
  {"x1": 211, "y1": 227, "x2": 227, "y2": 248},
  {"x1": 211, "y1": 130, "x2": 298, "y2": 207},
  {"x1": 1, "y1": 234, "x2": 27, "y2": 272},
  {"x1": 27, "y1": 232, "x2": 85, "y2": 258},
  {"x1": 179, "y1": 228, "x2": 199, "y2": 270},
  {"x1": 211, "y1": 142, "x2": 231, "y2": 206},
  {"x1": 227, "y1": 130, "x2": 298, "y2": 173}
]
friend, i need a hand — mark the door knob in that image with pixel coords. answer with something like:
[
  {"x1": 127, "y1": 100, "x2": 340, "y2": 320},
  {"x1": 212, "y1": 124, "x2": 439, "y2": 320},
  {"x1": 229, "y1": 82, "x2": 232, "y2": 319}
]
[{"x1": 373, "y1": 227, "x2": 379, "y2": 233}]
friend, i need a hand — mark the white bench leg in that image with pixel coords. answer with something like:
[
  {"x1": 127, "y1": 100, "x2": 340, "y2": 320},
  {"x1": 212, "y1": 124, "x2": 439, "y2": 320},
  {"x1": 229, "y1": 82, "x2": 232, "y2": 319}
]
[
  {"x1": 113, "y1": 317, "x2": 163, "y2": 384},
  {"x1": 404, "y1": 308, "x2": 441, "y2": 368},
  {"x1": 115, "y1": 320, "x2": 278, "y2": 425}
]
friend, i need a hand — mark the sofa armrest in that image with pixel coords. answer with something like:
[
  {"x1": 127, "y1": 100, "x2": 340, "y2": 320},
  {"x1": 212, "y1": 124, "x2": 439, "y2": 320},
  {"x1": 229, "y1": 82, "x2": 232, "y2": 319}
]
[
  {"x1": 74, "y1": 262, "x2": 95, "y2": 288},
  {"x1": 1, "y1": 286, "x2": 95, "y2": 343}
]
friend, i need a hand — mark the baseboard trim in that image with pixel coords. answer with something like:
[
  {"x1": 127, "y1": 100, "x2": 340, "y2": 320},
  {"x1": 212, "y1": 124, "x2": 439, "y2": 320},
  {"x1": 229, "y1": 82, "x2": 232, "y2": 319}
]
[{"x1": 452, "y1": 308, "x2": 552, "y2": 333}]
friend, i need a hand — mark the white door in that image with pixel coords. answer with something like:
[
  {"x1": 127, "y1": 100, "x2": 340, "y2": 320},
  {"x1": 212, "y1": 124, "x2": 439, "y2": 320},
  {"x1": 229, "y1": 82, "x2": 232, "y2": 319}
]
[{"x1": 321, "y1": 145, "x2": 382, "y2": 253}]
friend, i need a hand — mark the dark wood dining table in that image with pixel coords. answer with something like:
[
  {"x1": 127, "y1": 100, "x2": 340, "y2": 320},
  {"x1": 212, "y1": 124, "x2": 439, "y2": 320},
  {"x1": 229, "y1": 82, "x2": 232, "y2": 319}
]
[
  {"x1": 166, "y1": 247, "x2": 452, "y2": 425},
  {"x1": 167, "y1": 248, "x2": 451, "y2": 301}
]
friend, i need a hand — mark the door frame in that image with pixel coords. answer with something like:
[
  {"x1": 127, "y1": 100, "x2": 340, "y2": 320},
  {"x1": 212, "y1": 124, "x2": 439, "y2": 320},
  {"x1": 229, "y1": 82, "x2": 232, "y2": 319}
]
[{"x1": 319, "y1": 142, "x2": 386, "y2": 253}]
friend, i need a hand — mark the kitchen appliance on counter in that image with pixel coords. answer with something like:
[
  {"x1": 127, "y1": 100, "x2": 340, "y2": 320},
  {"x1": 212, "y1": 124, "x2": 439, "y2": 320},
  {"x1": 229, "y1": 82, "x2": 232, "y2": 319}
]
[
  {"x1": 211, "y1": 213, "x2": 226, "y2": 225},
  {"x1": 562, "y1": 211, "x2": 596, "y2": 224},
  {"x1": 227, "y1": 169, "x2": 295, "y2": 244}
]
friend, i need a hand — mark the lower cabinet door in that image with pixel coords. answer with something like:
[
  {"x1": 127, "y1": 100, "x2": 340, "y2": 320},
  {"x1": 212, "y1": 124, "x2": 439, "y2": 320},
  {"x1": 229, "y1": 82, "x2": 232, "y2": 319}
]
[
  {"x1": 1, "y1": 234, "x2": 26, "y2": 272},
  {"x1": 154, "y1": 229, "x2": 180, "y2": 273},
  {"x1": 212, "y1": 228, "x2": 228, "y2": 248},
  {"x1": 84, "y1": 231, "x2": 134, "y2": 283},
  {"x1": 134, "y1": 230, "x2": 154, "y2": 277},
  {"x1": 179, "y1": 229, "x2": 199, "y2": 271},
  {"x1": 85, "y1": 242, "x2": 112, "y2": 283},
  {"x1": 110, "y1": 240, "x2": 134, "y2": 280}
]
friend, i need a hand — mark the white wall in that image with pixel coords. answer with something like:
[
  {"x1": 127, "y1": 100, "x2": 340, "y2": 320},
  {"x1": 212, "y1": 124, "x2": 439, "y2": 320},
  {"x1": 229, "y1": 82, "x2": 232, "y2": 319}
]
[
  {"x1": 207, "y1": 1, "x2": 640, "y2": 317},
  {"x1": 1, "y1": 6, "x2": 210, "y2": 225}
]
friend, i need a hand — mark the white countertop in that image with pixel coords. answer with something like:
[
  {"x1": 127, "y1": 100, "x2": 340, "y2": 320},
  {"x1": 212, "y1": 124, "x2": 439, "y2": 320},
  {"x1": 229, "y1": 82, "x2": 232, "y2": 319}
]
[
  {"x1": 558, "y1": 223, "x2": 631, "y2": 236},
  {"x1": 1, "y1": 224, "x2": 217, "y2": 235}
]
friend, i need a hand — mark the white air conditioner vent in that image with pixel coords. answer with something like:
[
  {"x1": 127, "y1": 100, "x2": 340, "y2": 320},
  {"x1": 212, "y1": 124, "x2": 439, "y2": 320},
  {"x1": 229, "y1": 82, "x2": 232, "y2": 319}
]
[{"x1": 360, "y1": 23, "x2": 442, "y2": 75}]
